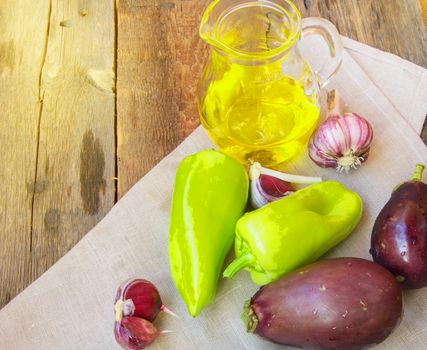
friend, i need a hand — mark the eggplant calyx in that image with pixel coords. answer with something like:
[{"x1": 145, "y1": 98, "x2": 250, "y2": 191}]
[
  {"x1": 411, "y1": 163, "x2": 425, "y2": 182},
  {"x1": 393, "y1": 163, "x2": 426, "y2": 193},
  {"x1": 396, "y1": 275, "x2": 405, "y2": 283},
  {"x1": 242, "y1": 300, "x2": 258, "y2": 333}
]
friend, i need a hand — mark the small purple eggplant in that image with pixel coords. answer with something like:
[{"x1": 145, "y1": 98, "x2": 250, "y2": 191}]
[
  {"x1": 243, "y1": 258, "x2": 402, "y2": 350},
  {"x1": 371, "y1": 163, "x2": 427, "y2": 289}
]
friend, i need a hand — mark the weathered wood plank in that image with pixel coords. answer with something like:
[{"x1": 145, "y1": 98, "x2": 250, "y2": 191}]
[
  {"x1": 29, "y1": 0, "x2": 116, "y2": 280},
  {"x1": 116, "y1": 0, "x2": 208, "y2": 196},
  {"x1": 117, "y1": 0, "x2": 426, "y2": 199},
  {"x1": 0, "y1": 0, "x2": 51, "y2": 307},
  {"x1": 295, "y1": 0, "x2": 427, "y2": 68}
]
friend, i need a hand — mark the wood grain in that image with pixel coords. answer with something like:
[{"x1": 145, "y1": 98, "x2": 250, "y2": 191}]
[
  {"x1": 0, "y1": 0, "x2": 116, "y2": 307},
  {"x1": 29, "y1": 0, "x2": 116, "y2": 280},
  {"x1": 116, "y1": 0, "x2": 208, "y2": 196},
  {"x1": 0, "y1": 0, "x2": 51, "y2": 308},
  {"x1": 296, "y1": 0, "x2": 427, "y2": 68}
]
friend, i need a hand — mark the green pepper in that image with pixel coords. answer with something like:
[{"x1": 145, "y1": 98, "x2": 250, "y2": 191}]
[
  {"x1": 223, "y1": 181, "x2": 362, "y2": 285},
  {"x1": 168, "y1": 150, "x2": 248, "y2": 317}
]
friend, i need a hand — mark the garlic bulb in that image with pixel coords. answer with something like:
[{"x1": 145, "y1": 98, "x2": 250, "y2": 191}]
[{"x1": 308, "y1": 113, "x2": 373, "y2": 172}]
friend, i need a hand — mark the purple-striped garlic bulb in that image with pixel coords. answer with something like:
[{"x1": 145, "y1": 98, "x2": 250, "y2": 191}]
[
  {"x1": 308, "y1": 113, "x2": 373, "y2": 173},
  {"x1": 308, "y1": 90, "x2": 374, "y2": 173}
]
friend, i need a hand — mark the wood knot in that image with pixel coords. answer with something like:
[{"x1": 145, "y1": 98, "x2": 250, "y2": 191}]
[
  {"x1": 160, "y1": 2, "x2": 175, "y2": 9},
  {"x1": 86, "y1": 69, "x2": 115, "y2": 93},
  {"x1": 27, "y1": 180, "x2": 49, "y2": 194},
  {"x1": 0, "y1": 40, "x2": 18, "y2": 74},
  {"x1": 44, "y1": 209, "x2": 61, "y2": 233},
  {"x1": 304, "y1": 0, "x2": 313, "y2": 10},
  {"x1": 59, "y1": 20, "x2": 73, "y2": 27}
]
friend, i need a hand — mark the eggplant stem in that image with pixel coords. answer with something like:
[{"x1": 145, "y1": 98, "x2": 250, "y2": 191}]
[
  {"x1": 250, "y1": 162, "x2": 322, "y2": 184},
  {"x1": 160, "y1": 305, "x2": 180, "y2": 319},
  {"x1": 223, "y1": 254, "x2": 255, "y2": 278},
  {"x1": 241, "y1": 300, "x2": 258, "y2": 333},
  {"x1": 411, "y1": 163, "x2": 425, "y2": 181}
]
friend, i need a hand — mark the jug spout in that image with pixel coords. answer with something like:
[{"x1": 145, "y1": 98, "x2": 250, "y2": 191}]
[
  {"x1": 199, "y1": 0, "x2": 227, "y2": 50},
  {"x1": 200, "y1": 0, "x2": 301, "y2": 59}
]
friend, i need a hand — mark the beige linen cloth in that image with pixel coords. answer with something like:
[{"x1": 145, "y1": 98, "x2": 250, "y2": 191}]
[{"x1": 0, "y1": 38, "x2": 426, "y2": 350}]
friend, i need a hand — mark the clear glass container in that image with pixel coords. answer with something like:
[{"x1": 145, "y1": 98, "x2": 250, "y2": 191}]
[{"x1": 198, "y1": 0, "x2": 343, "y2": 166}]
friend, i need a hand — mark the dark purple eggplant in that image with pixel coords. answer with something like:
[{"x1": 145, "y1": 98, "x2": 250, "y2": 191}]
[
  {"x1": 371, "y1": 163, "x2": 427, "y2": 289},
  {"x1": 243, "y1": 258, "x2": 402, "y2": 350}
]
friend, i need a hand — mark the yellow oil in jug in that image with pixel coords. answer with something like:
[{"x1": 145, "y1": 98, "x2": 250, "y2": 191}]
[{"x1": 199, "y1": 59, "x2": 320, "y2": 166}]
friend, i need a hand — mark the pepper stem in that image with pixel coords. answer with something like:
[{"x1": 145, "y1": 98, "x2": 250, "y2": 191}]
[
  {"x1": 411, "y1": 163, "x2": 425, "y2": 181},
  {"x1": 223, "y1": 254, "x2": 255, "y2": 278}
]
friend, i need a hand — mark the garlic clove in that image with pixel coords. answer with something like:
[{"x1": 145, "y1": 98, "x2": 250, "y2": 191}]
[
  {"x1": 250, "y1": 162, "x2": 322, "y2": 184},
  {"x1": 249, "y1": 162, "x2": 321, "y2": 209},
  {"x1": 115, "y1": 278, "x2": 178, "y2": 322},
  {"x1": 114, "y1": 317, "x2": 169, "y2": 350},
  {"x1": 250, "y1": 175, "x2": 294, "y2": 209},
  {"x1": 259, "y1": 174, "x2": 294, "y2": 198}
]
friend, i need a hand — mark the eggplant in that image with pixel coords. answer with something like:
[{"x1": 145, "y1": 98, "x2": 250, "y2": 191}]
[
  {"x1": 371, "y1": 163, "x2": 427, "y2": 288},
  {"x1": 243, "y1": 258, "x2": 402, "y2": 350}
]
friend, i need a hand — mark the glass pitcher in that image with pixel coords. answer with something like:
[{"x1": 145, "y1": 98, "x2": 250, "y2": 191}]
[{"x1": 198, "y1": 0, "x2": 343, "y2": 166}]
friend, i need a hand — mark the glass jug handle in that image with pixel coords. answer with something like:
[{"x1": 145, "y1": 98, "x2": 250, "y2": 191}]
[{"x1": 300, "y1": 17, "x2": 343, "y2": 88}]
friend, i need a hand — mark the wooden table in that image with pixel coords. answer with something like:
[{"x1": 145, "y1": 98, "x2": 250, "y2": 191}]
[{"x1": 0, "y1": 0, "x2": 426, "y2": 309}]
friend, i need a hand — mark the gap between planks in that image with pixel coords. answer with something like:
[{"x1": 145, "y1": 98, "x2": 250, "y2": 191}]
[
  {"x1": 29, "y1": 0, "x2": 53, "y2": 258},
  {"x1": 114, "y1": 0, "x2": 119, "y2": 203}
]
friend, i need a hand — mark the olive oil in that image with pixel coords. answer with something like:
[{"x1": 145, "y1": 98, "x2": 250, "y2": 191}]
[
  {"x1": 198, "y1": 0, "x2": 321, "y2": 166},
  {"x1": 199, "y1": 57, "x2": 319, "y2": 166}
]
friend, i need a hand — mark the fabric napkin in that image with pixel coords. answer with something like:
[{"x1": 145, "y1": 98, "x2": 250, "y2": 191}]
[
  {"x1": 0, "y1": 38, "x2": 426, "y2": 350},
  {"x1": 342, "y1": 37, "x2": 427, "y2": 135}
]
